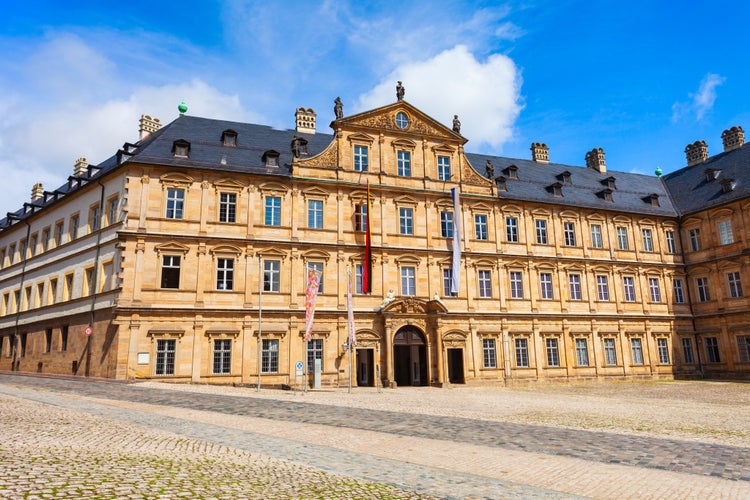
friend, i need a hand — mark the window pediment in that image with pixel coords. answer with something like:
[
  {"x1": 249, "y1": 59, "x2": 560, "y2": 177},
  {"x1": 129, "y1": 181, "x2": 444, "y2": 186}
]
[
  {"x1": 214, "y1": 178, "x2": 245, "y2": 190},
  {"x1": 395, "y1": 254, "x2": 420, "y2": 265},
  {"x1": 391, "y1": 138, "x2": 417, "y2": 150},
  {"x1": 347, "y1": 132, "x2": 375, "y2": 144},
  {"x1": 258, "y1": 182, "x2": 288, "y2": 195},
  {"x1": 155, "y1": 242, "x2": 189, "y2": 255},
  {"x1": 210, "y1": 245, "x2": 242, "y2": 257},
  {"x1": 258, "y1": 248, "x2": 288, "y2": 259},
  {"x1": 302, "y1": 249, "x2": 331, "y2": 261},
  {"x1": 431, "y1": 143, "x2": 455, "y2": 154},
  {"x1": 559, "y1": 210, "x2": 579, "y2": 220},
  {"x1": 302, "y1": 186, "x2": 329, "y2": 198},
  {"x1": 394, "y1": 195, "x2": 418, "y2": 206},
  {"x1": 160, "y1": 172, "x2": 194, "y2": 186}
]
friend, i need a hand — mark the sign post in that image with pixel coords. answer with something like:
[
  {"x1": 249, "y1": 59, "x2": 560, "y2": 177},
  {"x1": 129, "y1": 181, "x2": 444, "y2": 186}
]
[{"x1": 295, "y1": 361, "x2": 303, "y2": 395}]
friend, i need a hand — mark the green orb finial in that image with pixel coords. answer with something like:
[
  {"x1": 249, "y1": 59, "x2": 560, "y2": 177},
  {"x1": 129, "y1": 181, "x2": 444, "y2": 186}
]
[
  {"x1": 178, "y1": 100, "x2": 188, "y2": 115},
  {"x1": 655, "y1": 166, "x2": 663, "y2": 177}
]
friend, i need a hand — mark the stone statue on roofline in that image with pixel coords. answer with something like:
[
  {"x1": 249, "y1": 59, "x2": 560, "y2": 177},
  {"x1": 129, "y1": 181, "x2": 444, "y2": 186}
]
[
  {"x1": 396, "y1": 81, "x2": 405, "y2": 101},
  {"x1": 486, "y1": 159, "x2": 495, "y2": 179},
  {"x1": 453, "y1": 115, "x2": 461, "y2": 134},
  {"x1": 334, "y1": 97, "x2": 343, "y2": 119}
]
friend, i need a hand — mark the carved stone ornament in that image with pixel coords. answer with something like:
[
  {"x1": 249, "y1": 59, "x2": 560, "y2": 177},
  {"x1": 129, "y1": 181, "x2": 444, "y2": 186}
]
[
  {"x1": 442, "y1": 331, "x2": 467, "y2": 348},
  {"x1": 298, "y1": 142, "x2": 338, "y2": 168},
  {"x1": 462, "y1": 158, "x2": 489, "y2": 185}
]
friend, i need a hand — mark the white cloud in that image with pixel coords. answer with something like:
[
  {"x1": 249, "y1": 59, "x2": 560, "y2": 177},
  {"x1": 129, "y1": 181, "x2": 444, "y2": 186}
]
[
  {"x1": 355, "y1": 45, "x2": 523, "y2": 151},
  {"x1": 671, "y1": 73, "x2": 725, "y2": 122}
]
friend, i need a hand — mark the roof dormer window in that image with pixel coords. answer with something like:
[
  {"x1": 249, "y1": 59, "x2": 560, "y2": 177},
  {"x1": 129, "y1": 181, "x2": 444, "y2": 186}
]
[
  {"x1": 705, "y1": 168, "x2": 721, "y2": 182},
  {"x1": 222, "y1": 129, "x2": 238, "y2": 147},
  {"x1": 643, "y1": 193, "x2": 660, "y2": 207},
  {"x1": 722, "y1": 178, "x2": 737, "y2": 193},
  {"x1": 601, "y1": 176, "x2": 616, "y2": 190},
  {"x1": 262, "y1": 150, "x2": 280, "y2": 167},
  {"x1": 503, "y1": 165, "x2": 518, "y2": 179},
  {"x1": 291, "y1": 136, "x2": 309, "y2": 158},
  {"x1": 548, "y1": 182, "x2": 563, "y2": 197},
  {"x1": 497, "y1": 176, "x2": 507, "y2": 192},
  {"x1": 598, "y1": 189, "x2": 613, "y2": 202},
  {"x1": 557, "y1": 171, "x2": 572, "y2": 185},
  {"x1": 172, "y1": 139, "x2": 190, "y2": 158}
]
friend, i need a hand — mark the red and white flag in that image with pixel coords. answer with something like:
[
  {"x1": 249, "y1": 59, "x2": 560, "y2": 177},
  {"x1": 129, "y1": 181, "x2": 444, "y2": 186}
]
[{"x1": 304, "y1": 268, "x2": 322, "y2": 342}]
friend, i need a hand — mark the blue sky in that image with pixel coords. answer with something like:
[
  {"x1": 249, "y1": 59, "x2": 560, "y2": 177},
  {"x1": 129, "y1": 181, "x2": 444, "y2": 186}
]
[{"x1": 1, "y1": 0, "x2": 748, "y2": 210}]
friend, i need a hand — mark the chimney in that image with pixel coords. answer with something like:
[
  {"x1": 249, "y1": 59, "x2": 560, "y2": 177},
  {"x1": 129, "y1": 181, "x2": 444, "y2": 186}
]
[
  {"x1": 530, "y1": 142, "x2": 549, "y2": 163},
  {"x1": 295, "y1": 107, "x2": 316, "y2": 134},
  {"x1": 585, "y1": 147, "x2": 606, "y2": 173},
  {"x1": 31, "y1": 183, "x2": 44, "y2": 202},
  {"x1": 685, "y1": 140, "x2": 708, "y2": 166},
  {"x1": 74, "y1": 157, "x2": 88, "y2": 177},
  {"x1": 139, "y1": 114, "x2": 162, "y2": 140},
  {"x1": 721, "y1": 126, "x2": 745, "y2": 153}
]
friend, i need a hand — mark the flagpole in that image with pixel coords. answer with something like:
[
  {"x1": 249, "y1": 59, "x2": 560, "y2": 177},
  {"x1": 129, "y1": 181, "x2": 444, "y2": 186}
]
[
  {"x1": 347, "y1": 267, "x2": 353, "y2": 394},
  {"x1": 257, "y1": 256, "x2": 262, "y2": 392}
]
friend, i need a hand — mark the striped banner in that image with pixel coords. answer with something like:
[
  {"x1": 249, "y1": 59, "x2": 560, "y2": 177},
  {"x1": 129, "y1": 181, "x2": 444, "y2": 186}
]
[
  {"x1": 451, "y1": 187, "x2": 462, "y2": 295},
  {"x1": 347, "y1": 268, "x2": 356, "y2": 346},
  {"x1": 304, "y1": 268, "x2": 322, "y2": 342}
]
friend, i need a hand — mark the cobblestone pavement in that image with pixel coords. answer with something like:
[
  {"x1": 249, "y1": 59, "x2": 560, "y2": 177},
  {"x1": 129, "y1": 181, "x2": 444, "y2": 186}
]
[{"x1": 1, "y1": 374, "x2": 749, "y2": 499}]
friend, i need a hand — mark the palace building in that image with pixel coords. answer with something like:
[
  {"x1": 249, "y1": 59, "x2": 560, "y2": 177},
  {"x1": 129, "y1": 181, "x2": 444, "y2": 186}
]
[{"x1": 0, "y1": 89, "x2": 748, "y2": 387}]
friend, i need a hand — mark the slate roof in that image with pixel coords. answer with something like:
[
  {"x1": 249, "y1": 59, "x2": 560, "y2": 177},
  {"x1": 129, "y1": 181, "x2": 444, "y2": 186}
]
[
  {"x1": 465, "y1": 153, "x2": 677, "y2": 217},
  {"x1": 660, "y1": 142, "x2": 750, "y2": 216},
  {"x1": 6, "y1": 112, "x2": 748, "y2": 231}
]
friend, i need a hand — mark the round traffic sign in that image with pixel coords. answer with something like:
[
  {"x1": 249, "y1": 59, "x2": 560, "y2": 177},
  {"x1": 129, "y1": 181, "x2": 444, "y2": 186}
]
[
  {"x1": 84, "y1": 326, "x2": 93, "y2": 336},
  {"x1": 295, "y1": 361, "x2": 304, "y2": 371}
]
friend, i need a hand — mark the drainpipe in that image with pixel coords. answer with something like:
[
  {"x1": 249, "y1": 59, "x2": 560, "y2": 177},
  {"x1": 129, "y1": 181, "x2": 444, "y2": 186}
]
[{"x1": 12, "y1": 221, "x2": 32, "y2": 370}]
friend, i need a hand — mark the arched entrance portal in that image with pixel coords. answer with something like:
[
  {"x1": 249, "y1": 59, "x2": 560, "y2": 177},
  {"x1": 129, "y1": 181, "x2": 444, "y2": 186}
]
[{"x1": 393, "y1": 326, "x2": 428, "y2": 386}]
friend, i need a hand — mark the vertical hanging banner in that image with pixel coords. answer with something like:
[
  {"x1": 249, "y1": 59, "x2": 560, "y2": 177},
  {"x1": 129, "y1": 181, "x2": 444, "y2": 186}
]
[
  {"x1": 451, "y1": 187, "x2": 462, "y2": 295},
  {"x1": 347, "y1": 268, "x2": 357, "y2": 347},
  {"x1": 304, "y1": 268, "x2": 322, "y2": 342},
  {"x1": 363, "y1": 180, "x2": 372, "y2": 293}
]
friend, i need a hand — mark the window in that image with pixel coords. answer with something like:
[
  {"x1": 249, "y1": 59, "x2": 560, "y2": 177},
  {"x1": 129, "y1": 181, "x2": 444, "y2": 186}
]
[
  {"x1": 90, "y1": 205, "x2": 101, "y2": 232},
  {"x1": 673, "y1": 279, "x2": 685, "y2": 304},
  {"x1": 8, "y1": 244, "x2": 15, "y2": 265},
  {"x1": 45, "y1": 329, "x2": 52, "y2": 353},
  {"x1": 20, "y1": 239, "x2": 27, "y2": 261},
  {"x1": 666, "y1": 230, "x2": 677, "y2": 254},
  {"x1": 440, "y1": 211, "x2": 453, "y2": 238},
  {"x1": 307, "y1": 339, "x2": 323, "y2": 374},
  {"x1": 737, "y1": 336, "x2": 750, "y2": 363},
  {"x1": 483, "y1": 339, "x2": 497, "y2": 369},
  {"x1": 70, "y1": 215, "x2": 80, "y2": 240},
  {"x1": 101, "y1": 261, "x2": 114, "y2": 292},
  {"x1": 354, "y1": 204, "x2": 368, "y2": 232},
  {"x1": 307, "y1": 262, "x2": 324, "y2": 294},
  {"x1": 401, "y1": 266, "x2": 416, "y2": 296},
  {"x1": 55, "y1": 222, "x2": 64, "y2": 247},
  {"x1": 63, "y1": 274, "x2": 74, "y2": 301},
  {"x1": 649, "y1": 278, "x2": 661, "y2": 302},
  {"x1": 728, "y1": 272, "x2": 743, "y2": 298},
  {"x1": 354, "y1": 145, "x2": 368, "y2": 172},
  {"x1": 688, "y1": 228, "x2": 701, "y2": 252},
  {"x1": 682, "y1": 338, "x2": 694, "y2": 364},
  {"x1": 23, "y1": 286, "x2": 31, "y2": 311},
  {"x1": 540, "y1": 272, "x2": 554, "y2": 300},
  {"x1": 475, "y1": 214, "x2": 488, "y2": 240},
  {"x1": 29, "y1": 234, "x2": 37, "y2": 257},
  {"x1": 49, "y1": 279, "x2": 57, "y2": 305},
  {"x1": 438, "y1": 156, "x2": 451, "y2": 181},
  {"x1": 264, "y1": 196, "x2": 281, "y2": 226},
  {"x1": 657, "y1": 338, "x2": 670, "y2": 364},
  {"x1": 84, "y1": 268, "x2": 95, "y2": 296},
  {"x1": 397, "y1": 151, "x2": 411, "y2": 177},
  {"x1": 696, "y1": 277, "x2": 710, "y2": 302},
  {"x1": 604, "y1": 338, "x2": 617, "y2": 365},
  {"x1": 642, "y1": 228, "x2": 654, "y2": 252},
  {"x1": 263, "y1": 260, "x2": 280, "y2": 292},
  {"x1": 216, "y1": 258, "x2": 234, "y2": 291},
  {"x1": 623, "y1": 276, "x2": 636, "y2": 302},
  {"x1": 546, "y1": 338, "x2": 560, "y2": 367},
  {"x1": 307, "y1": 199, "x2": 323, "y2": 229},
  {"x1": 355, "y1": 264, "x2": 364, "y2": 294},
  {"x1": 718, "y1": 220, "x2": 734, "y2": 245},
  {"x1": 161, "y1": 256, "x2": 181, "y2": 289},
  {"x1": 630, "y1": 338, "x2": 644, "y2": 365},
  {"x1": 535, "y1": 219, "x2": 548, "y2": 244},
  {"x1": 264, "y1": 151, "x2": 279, "y2": 167},
  {"x1": 212, "y1": 339, "x2": 232, "y2": 374},
  {"x1": 42, "y1": 229, "x2": 50, "y2": 252},
  {"x1": 173, "y1": 141, "x2": 189, "y2": 157},
  {"x1": 20, "y1": 333, "x2": 27, "y2": 358},
  {"x1": 705, "y1": 337, "x2": 720, "y2": 363},
  {"x1": 596, "y1": 275, "x2": 610, "y2": 301},
  {"x1": 222, "y1": 130, "x2": 237, "y2": 146},
  {"x1": 515, "y1": 338, "x2": 529, "y2": 368},
  {"x1": 443, "y1": 268, "x2": 456, "y2": 297},
  {"x1": 506, "y1": 216, "x2": 518, "y2": 242},
  {"x1": 575, "y1": 338, "x2": 589, "y2": 366},
  {"x1": 261, "y1": 339, "x2": 279, "y2": 373},
  {"x1": 1, "y1": 293, "x2": 7, "y2": 316},
  {"x1": 399, "y1": 207, "x2": 414, "y2": 235},
  {"x1": 510, "y1": 271, "x2": 523, "y2": 299},
  {"x1": 108, "y1": 197, "x2": 119, "y2": 225},
  {"x1": 563, "y1": 222, "x2": 576, "y2": 246},
  {"x1": 590, "y1": 224, "x2": 603, "y2": 249},
  {"x1": 0, "y1": 248, "x2": 4, "y2": 267},
  {"x1": 568, "y1": 274, "x2": 582, "y2": 301},
  {"x1": 60, "y1": 326, "x2": 68, "y2": 352},
  {"x1": 478, "y1": 270, "x2": 492, "y2": 298},
  {"x1": 166, "y1": 188, "x2": 184, "y2": 219},
  {"x1": 155, "y1": 339, "x2": 176, "y2": 376},
  {"x1": 219, "y1": 193, "x2": 237, "y2": 223},
  {"x1": 616, "y1": 226, "x2": 629, "y2": 250}
]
